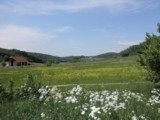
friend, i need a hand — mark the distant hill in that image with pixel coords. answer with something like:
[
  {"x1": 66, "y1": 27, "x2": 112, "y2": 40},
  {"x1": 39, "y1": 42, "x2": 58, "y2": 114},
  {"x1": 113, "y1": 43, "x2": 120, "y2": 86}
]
[
  {"x1": 61, "y1": 56, "x2": 86, "y2": 62},
  {"x1": 120, "y1": 45, "x2": 142, "y2": 57},
  {"x1": 28, "y1": 52, "x2": 60, "y2": 63},
  {"x1": 0, "y1": 48, "x2": 87, "y2": 63},
  {"x1": 96, "y1": 43, "x2": 143, "y2": 58},
  {"x1": 0, "y1": 48, "x2": 59, "y2": 63},
  {"x1": 96, "y1": 52, "x2": 118, "y2": 59},
  {"x1": 0, "y1": 42, "x2": 144, "y2": 63}
]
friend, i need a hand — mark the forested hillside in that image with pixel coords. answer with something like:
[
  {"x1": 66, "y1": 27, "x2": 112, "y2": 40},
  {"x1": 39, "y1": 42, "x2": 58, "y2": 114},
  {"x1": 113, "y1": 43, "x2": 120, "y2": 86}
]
[
  {"x1": 0, "y1": 48, "x2": 86, "y2": 63},
  {"x1": 0, "y1": 48, "x2": 58, "y2": 63},
  {"x1": 120, "y1": 44, "x2": 142, "y2": 57},
  {"x1": 96, "y1": 43, "x2": 143, "y2": 58},
  {"x1": 96, "y1": 52, "x2": 118, "y2": 59},
  {"x1": 0, "y1": 42, "x2": 144, "y2": 63}
]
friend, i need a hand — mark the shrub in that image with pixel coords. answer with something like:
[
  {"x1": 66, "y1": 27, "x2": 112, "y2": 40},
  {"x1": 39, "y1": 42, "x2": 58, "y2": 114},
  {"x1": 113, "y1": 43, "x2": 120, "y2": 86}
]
[
  {"x1": 20, "y1": 74, "x2": 41, "y2": 98},
  {"x1": 0, "y1": 81, "x2": 14, "y2": 102},
  {"x1": 46, "y1": 61, "x2": 52, "y2": 66},
  {"x1": 121, "y1": 52, "x2": 129, "y2": 57},
  {"x1": 0, "y1": 84, "x2": 7, "y2": 102},
  {"x1": 8, "y1": 81, "x2": 14, "y2": 101},
  {"x1": 1, "y1": 61, "x2": 6, "y2": 67},
  {"x1": 139, "y1": 23, "x2": 160, "y2": 84},
  {"x1": 0, "y1": 74, "x2": 41, "y2": 102}
]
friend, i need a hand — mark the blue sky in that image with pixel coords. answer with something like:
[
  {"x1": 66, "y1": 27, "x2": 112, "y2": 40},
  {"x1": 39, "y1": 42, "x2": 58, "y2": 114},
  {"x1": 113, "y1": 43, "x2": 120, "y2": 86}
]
[{"x1": 0, "y1": 0, "x2": 160, "y2": 56}]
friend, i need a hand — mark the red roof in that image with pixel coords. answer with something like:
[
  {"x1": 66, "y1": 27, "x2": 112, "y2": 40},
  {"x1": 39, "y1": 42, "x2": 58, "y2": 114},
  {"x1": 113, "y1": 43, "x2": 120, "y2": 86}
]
[{"x1": 10, "y1": 56, "x2": 28, "y2": 62}]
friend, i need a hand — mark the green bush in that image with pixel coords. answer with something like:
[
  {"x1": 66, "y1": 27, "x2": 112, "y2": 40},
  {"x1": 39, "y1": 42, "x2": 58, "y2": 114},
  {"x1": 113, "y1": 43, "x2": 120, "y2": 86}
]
[
  {"x1": 0, "y1": 74, "x2": 41, "y2": 102},
  {"x1": 46, "y1": 61, "x2": 52, "y2": 66},
  {"x1": 121, "y1": 52, "x2": 129, "y2": 57},
  {"x1": 0, "y1": 81, "x2": 14, "y2": 102},
  {"x1": 20, "y1": 74, "x2": 41, "y2": 98},
  {"x1": 139, "y1": 23, "x2": 160, "y2": 84},
  {"x1": 1, "y1": 61, "x2": 6, "y2": 67}
]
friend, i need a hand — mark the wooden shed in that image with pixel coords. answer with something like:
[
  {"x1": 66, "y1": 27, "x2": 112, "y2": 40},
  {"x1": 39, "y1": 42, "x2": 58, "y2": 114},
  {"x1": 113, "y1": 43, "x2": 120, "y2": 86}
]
[{"x1": 6, "y1": 56, "x2": 28, "y2": 66}]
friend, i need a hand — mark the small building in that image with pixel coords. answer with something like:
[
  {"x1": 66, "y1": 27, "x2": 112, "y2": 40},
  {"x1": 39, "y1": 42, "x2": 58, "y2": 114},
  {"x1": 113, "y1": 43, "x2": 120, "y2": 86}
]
[{"x1": 6, "y1": 56, "x2": 28, "y2": 66}]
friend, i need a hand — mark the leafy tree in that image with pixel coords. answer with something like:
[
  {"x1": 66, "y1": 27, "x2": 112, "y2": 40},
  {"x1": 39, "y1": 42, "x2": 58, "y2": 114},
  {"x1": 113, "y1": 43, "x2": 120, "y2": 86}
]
[
  {"x1": 139, "y1": 23, "x2": 160, "y2": 84},
  {"x1": 120, "y1": 45, "x2": 142, "y2": 58},
  {"x1": 121, "y1": 52, "x2": 129, "y2": 57}
]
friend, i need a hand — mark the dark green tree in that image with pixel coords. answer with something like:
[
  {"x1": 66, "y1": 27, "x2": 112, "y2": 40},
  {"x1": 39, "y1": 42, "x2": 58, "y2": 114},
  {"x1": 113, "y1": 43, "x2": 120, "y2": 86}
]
[
  {"x1": 139, "y1": 23, "x2": 160, "y2": 84},
  {"x1": 1, "y1": 61, "x2": 6, "y2": 67}
]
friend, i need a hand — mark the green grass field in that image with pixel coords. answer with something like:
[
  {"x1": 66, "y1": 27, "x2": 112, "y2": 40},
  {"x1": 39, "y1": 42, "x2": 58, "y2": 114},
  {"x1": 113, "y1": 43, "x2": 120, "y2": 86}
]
[
  {"x1": 0, "y1": 56, "x2": 145, "y2": 87},
  {"x1": 0, "y1": 56, "x2": 159, "y2": 120}
]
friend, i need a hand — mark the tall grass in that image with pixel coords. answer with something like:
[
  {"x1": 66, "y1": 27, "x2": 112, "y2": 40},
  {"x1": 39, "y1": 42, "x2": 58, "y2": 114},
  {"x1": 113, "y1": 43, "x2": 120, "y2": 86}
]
[
  {"x1": 0, "y1": 84, "x2": 159, "y2": 120},
  {"x1": 0, "y1": 56, "x2": 145, "y2": 87},
  {"x1": 0, "y1": 56, "x2": 159, "y2": 120}
]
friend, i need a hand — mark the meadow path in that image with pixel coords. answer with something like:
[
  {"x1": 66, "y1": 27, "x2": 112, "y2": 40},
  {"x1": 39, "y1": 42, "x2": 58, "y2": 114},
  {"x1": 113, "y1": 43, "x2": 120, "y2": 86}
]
[{"x1": 50, "y1": 82, "x2": 146, "y2": 87}]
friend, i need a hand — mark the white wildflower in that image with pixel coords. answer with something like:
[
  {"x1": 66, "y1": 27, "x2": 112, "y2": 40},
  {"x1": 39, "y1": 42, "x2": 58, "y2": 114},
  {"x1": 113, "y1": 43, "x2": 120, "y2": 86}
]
[
  {"x1": 148, "y1": 92, "x2": 160, "y2": 105},
  {"x1": 131, "y1": 115, "x2": 137, "y2": 120},
  {"x1": 28, "y1": 87, "x2": 31, "y2": 91},
  {"x1": 41, "y1": 112, "x2": 45, "y2": 118},
  {"x1": 70, "y1": 85, "x2": 82, "y2": 95},
  {"x1": 139, "y1": 114, "x2": 147, "y2": 120},
  {"x1": 108, "y1": 112, "x2": 111, "y2": 115},
  {"x1": 39, "y1": 95, "x2": 44, "y2": 101},
  {"x1": 89, "y1": 106, "x2": 101, "y2": 120},
  {"x1": 132, "y1": 111, "x2": 135, "y2": 114},
  {"x1": 81, "y1": 110, "x2": 85, "y2": 115},
  {"x1": 117, "y1": 103, "x2": 125, "y2": 109},
  {"x1": 65, "y1": 96, "x2": 77, "y2": 103}
]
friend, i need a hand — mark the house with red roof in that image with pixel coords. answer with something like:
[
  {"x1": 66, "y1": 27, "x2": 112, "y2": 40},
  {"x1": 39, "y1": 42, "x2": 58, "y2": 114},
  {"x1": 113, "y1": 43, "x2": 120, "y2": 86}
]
[{"x1": 6, "y1": 56, "x2": 29, "y2": 66}]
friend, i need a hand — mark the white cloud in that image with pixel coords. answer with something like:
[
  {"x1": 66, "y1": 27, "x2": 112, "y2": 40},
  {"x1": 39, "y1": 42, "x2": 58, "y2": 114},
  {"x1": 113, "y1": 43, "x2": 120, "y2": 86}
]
[
  {"x1": 0, "y1": 24, "x2": 56, "y2": 48},
  {"x1": 56, "y1": 26, "x2": 73, "y2": 32},
  {"x1": 0, "y1": 0, "x2": 158, "y2": 15},
  {"x1": 116, "y1": 40, "x2": 143, "y2": 46}
]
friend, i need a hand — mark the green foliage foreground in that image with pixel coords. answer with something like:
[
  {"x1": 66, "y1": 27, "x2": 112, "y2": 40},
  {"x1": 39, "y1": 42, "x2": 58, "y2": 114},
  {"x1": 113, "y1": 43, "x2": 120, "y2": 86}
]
[
  {"x1": 0, "y1": 56, "x2": 159, "y2": 119},
  {"x1": 0, "y1": 77, "x2": 160, "y2": 120},
  {"x1": 139, "y1": 23, "x2": 160, "y2": 84}
]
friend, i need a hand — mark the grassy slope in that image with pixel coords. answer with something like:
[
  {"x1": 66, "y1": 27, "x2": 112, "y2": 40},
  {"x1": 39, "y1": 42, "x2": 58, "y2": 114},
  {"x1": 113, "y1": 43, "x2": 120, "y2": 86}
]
[
  {"x1": 0, "y1": 55, "x2": 146, "y2": 87},
  {"x1": 1, "y1": 55, "x2": 159, "y2": 120},
  {"x1": 96, "y1": 52, "x2": 118, "y2": 59}
]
